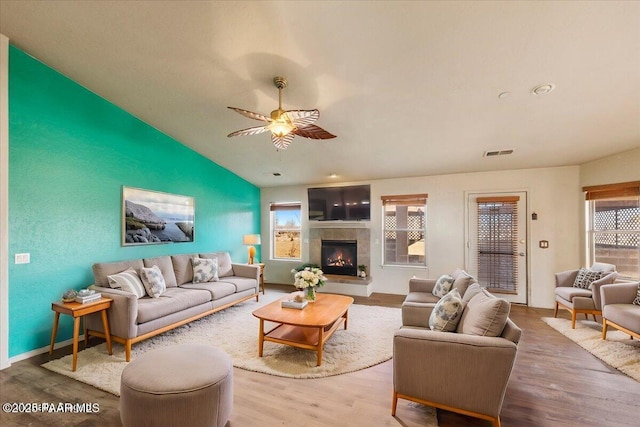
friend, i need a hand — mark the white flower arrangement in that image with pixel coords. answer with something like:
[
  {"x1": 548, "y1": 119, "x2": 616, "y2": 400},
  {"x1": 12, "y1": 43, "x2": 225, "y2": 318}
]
[{"x1": 291, "y1": 266, "x2": 327, "y2": 289}]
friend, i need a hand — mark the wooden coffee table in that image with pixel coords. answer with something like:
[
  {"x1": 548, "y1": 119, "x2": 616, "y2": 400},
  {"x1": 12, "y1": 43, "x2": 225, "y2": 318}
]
[{"x1": 252, "y1": 293, "x2": 354, "y2": 366}]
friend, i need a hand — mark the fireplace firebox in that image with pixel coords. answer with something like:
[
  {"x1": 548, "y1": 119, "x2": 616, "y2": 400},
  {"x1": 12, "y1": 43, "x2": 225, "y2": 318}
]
[{"x1": 321, "y1": 240, "x2": 357, "y2": 276}]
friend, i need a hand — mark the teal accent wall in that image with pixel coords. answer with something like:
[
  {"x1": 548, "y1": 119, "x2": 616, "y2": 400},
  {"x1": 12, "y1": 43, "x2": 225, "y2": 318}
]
[{"x1": 8, "y1": 46, "x2": 261, "y2": 357}]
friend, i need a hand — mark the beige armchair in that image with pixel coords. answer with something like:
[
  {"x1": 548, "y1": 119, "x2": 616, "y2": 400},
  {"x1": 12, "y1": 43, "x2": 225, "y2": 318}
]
[
  {"x1": 553, "y1": 262, "x2": 617, "y2": 328},
  {"x1": 600, "y1": 281, "x2": 640, "y2": 340},
  {"x1": 393, "y1": 287, "x2": 521, "y2": 427}
]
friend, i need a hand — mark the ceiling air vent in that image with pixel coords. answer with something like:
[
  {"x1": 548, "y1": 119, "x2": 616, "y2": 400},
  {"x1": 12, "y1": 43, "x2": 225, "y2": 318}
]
[{"x1": 484, "y1": 149, "x2": 514, "y2": 157}]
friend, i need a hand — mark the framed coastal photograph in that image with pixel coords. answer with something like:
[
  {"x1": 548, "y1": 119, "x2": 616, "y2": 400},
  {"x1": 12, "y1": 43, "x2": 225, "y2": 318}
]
[{"x1": 122, "y1": 186, "x2": 195, "y2": 246}]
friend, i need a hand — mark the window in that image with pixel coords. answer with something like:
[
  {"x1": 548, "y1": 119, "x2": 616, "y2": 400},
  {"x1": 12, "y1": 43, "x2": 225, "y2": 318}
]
[
  {"x1": 382, "y1": 194, "x2": 427, "y2": 266},
  {"x1": 270, "y1": 202, "x2": 301, "y2": 260},
  {"x1": 585, "y1": 181, "x2": 640, "y2": 279}
]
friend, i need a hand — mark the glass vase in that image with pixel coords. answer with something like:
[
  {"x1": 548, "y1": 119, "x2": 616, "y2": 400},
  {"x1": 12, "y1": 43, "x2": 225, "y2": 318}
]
[{"x1": 305, "y1": 286, "x2": 316, "y2": 302}]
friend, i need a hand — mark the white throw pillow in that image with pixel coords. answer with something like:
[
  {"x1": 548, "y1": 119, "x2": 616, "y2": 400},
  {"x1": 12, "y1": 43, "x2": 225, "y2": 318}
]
[
  {"x1": 432, "y1": 274, "x2": 455, "y2": 298},
  {"x1": 140, "y1": 265, "x2": 167, "y2": 298},
  {"x1": 428, "y1": 288, "x2": 464, "y2": 332},
  {"x1": 192, "y1": 257, "x2": 219, "y2": 283},
  {"x1": 107, "y1": 268, "x2": 146, "y2": 298}
]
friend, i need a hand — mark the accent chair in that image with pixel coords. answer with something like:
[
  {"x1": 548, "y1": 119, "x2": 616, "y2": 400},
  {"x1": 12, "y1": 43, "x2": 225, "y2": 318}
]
[{"x1": 553, "y1": 262, "x2": 617, "y2": 328}]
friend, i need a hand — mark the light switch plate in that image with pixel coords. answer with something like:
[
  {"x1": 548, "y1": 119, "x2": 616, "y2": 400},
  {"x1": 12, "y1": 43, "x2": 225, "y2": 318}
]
[
  {"x1": 15, "y1": 253, "x2": 30, "y2": 264},
  {"x1": 539, "y1": 240, "x2": 549, "y2": 249}
]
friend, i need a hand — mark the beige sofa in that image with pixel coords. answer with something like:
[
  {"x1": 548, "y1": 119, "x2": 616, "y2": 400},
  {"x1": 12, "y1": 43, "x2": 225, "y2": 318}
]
[
  {"x1": 394, "y1": 283, "x2": 521, "y2": 427},
  {"x1": 86, "y1": 252, "x2": 259, "y2": 361},
  {"x1": 401, "y1": 269, "x2": 478, "y2": 328},
  {"x1": 600, "y1": 281, "x2": 640, "y2": 340}
]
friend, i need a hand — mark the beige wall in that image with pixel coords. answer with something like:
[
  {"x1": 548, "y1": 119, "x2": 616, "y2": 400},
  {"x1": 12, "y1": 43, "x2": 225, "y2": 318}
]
[{"x1": 262, "y1": 165, "x2": 581, "y2": 308}]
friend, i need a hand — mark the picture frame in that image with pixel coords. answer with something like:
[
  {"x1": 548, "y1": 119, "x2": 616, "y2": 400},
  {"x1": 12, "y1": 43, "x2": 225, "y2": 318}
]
[{"x1": 122, "y1": 186, "x2": 195, "y2": 246}]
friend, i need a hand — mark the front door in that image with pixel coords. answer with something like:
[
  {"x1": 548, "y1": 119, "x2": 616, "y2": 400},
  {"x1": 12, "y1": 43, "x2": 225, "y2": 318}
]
[{"x1": 466, "y1": 192, "x2": 528, "y2": 304}]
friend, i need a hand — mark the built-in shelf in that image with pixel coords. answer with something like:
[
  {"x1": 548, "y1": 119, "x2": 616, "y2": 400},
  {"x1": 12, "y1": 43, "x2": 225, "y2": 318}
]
[{"x1": 308, "y1": 221, "x2": 370, "y2": 229}]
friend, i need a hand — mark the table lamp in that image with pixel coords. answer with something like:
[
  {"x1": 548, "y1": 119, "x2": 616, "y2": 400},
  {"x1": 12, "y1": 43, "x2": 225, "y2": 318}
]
[{"x1": 243, "y1": 234, "x2": 261, "y2": 264}]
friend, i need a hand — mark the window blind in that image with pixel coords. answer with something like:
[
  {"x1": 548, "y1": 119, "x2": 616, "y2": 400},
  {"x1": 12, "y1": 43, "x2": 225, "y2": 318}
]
[
  {"x1": 476, "y1": 196, "x2": 519, "y2": 293},
  {"x1": 584, "y1": 181, "x2": 640, "y2": 201},
  {"x1": 381, "y1": 194, "x2": 428, "y2": 206}
]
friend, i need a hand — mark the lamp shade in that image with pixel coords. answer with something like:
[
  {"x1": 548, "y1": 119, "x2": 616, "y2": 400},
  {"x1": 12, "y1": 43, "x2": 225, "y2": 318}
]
[{"x1": 242, "y1": 234, "x2": 261, "y2": 245}]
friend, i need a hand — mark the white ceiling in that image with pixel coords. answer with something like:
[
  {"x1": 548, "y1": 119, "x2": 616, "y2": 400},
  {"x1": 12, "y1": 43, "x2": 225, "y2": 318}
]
[{"x1": 1, "y1": 1, "x2": 639, "y2": 187}]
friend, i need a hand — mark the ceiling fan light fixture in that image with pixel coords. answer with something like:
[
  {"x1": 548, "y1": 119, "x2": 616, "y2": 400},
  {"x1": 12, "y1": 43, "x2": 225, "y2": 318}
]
[{"x1": 267, "y1": 112, "x2": 295, "y2": 137}]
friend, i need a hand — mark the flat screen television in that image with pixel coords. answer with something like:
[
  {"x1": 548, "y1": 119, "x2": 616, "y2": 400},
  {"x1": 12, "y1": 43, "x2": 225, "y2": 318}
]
[{"x1": 308, "y1": 185, "x2": 371, "y2": 221}]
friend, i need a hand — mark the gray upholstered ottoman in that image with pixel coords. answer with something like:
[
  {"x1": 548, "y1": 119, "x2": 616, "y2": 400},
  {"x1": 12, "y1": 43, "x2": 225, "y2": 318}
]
[{"x1": 120, "y1": 344, "x2": 233, "y2": 427}]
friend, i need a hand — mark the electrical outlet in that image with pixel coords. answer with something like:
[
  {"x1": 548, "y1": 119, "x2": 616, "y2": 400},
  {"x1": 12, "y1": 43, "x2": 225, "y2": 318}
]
[
  {"x1": 539, "y1": 240, "x2": 549, "y2": 249},
  {"x1": 15, "y1": 253, "x2": 31, "y2": 264}
]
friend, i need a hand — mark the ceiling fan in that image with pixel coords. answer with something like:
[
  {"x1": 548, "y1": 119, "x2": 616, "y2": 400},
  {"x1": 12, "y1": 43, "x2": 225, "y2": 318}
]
[{"x1": 227, "y1": 76, "x2": 336, "y2": 150}]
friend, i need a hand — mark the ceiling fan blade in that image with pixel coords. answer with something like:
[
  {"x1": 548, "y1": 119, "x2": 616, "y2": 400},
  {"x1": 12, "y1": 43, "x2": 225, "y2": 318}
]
[
  {"x1": 227, "y1": 125, "x2": 270, "y2": 138},
  {"x1": 227, "y1": 107, "x2": 271, "y2": 122},
  {"x1": 271, "y1": 133, "x2": 295, "y2": 150},
  {"x1": 284, "y1": 109, "x2": 319, "y2": 128},
  {"x1": 293, "y1": 124, "x2": 337, "y2": 140}
]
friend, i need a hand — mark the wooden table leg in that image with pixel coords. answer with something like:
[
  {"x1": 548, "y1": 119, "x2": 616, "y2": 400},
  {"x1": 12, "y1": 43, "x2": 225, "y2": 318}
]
[
  {"x1": 258, "y1": 318, "x2": 264, "y2": 357},
  {"x1": 317, "y1": 326, "x2": 324, "y2": 366},
  {"x1": 101, "y1": 309, "x2": 112, "y2": 355},
  {"x1": 72, "y1": 317, "x2": 80, "y2": 371},
  {"x1": 49, "y1": 312, "x2": 60, "y2": 355},
  {"x1": 343, "y1": 310, "x2": 349, "y2": 330}
]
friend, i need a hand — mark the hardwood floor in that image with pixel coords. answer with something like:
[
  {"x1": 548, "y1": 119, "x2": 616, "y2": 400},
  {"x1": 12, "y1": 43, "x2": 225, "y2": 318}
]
[{"x1": 1, "y1": 285, "x2": 639, "y2": 426}]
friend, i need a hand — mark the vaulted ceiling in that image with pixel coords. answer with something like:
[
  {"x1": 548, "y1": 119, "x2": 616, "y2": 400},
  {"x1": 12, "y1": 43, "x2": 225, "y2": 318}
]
[{"x1": 1, "y1": 1, "x2": 639, "y2": 187}]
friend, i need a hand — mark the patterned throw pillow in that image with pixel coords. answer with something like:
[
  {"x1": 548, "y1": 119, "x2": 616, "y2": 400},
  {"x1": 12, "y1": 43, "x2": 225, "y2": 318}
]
[
  {"x1": 572, "y1": 268, "x2": 604, "y2": 289},
  {"x1": 432, "y1": 274, "x2": 455, "y2": 298},
  {"x1": 192, "y1": 257, "x2": 219, "y2": 283},
  {"x1": 140, "y1": 265, "x2": 167, "y2": 298},
  {"x1": 107, "y1": 268, "x2": 146, "y2": 298},
  {"x1": 633, "y1": 284, "x2": 640, "y2": 306},
  {"x1": 428, "y1": 289, "x2": 464, "y2": 332}
]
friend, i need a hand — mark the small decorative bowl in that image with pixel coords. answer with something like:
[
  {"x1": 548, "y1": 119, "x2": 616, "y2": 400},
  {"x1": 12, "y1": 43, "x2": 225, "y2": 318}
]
[{"x1": 62, "y1": 289, "x2": 78, "y2": 302}]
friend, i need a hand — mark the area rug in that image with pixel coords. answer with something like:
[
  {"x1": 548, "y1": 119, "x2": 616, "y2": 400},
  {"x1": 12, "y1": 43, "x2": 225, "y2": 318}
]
[
  {"x1": 42, "y1": 292, "x2": 402, "y2": 396},
  {"x1": 542, "y1": 317, "x2": 640, "y2": 381}
]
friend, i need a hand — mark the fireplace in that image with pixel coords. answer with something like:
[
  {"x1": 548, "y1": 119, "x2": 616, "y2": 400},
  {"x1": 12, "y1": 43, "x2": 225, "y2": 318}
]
[{"x1": 321, "y1": 240, "x2": 357, "y2": 276}]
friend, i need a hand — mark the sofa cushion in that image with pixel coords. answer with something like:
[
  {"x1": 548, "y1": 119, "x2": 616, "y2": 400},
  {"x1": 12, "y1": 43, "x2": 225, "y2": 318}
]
[
  {"x1": 428, "y1": 289, "x2": 464, "y2": 332},
  {"x1": 573, "y1": 268, "x2": 604, "y2": 289},
  {"x1": 107, "y1": 268, "x2": 146, "y2": 299},
  {"x1": 218, "y1": 276, "x2": 257, "y2": 293},
  {"x1": 140, "y1": 265, "x2": 167, "y2": 298},
  {"x1": 200, "y1": 252, "x2": 233, "y2": 277},
  {"x1": 432, "y1": 275, "x2": 454, "y2": 298},
  {"x1": 634, "y1": 283, "x2": 640, "y2": 306},
  {"x1": 171, "y1": 254, "x2": 196, "y2": 285},
  {"x1": 404, "y1": 292, "x2": 440, "y2": 305},
  {"x1": 462, "y1": 282, "x2": 482, "y2": 303},
  {"x1": 192, "y1": 257, "x2": 219, "y2": 283},
  {"x1": 180, "y1": 282, "x2": 237, "y2": 300},
  {"x1": 136, "y1": 287, "x2": 212, "y2": 324},
  {"x1": 93, "y1": 259, "x2": 144, "y2": 287},
  {"x1": 555, "y1": 286, "x2": 592, "y2": 302},
  {"x1": 143, "y1": 256, "x2": 177, "y2": 288},
  {"x1": 451, "y1": 271, "x2": 476, "y2": 297},
  {"x1": 457, "y1": 289, "x2": 510, "y2": 337}
]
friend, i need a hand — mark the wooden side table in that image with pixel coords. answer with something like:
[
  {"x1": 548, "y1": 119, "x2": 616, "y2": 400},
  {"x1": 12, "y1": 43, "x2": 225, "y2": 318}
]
[{"x1": 49, "y1": 297, "x2": 113, "y2": 371}]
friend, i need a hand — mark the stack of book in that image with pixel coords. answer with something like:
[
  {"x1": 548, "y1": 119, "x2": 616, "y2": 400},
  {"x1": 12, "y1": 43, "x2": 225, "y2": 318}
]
[
  {"x1": 75, "y1": 292, "x2": 102, "y2": 304},
  {"x1": 281, "y1": 299, "x2": 308, "y2": 310}
]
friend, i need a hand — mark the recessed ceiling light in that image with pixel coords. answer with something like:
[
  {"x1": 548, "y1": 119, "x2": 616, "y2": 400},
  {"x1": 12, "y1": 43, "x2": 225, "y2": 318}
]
[
  {"x1": 531, "y1": 83, "x2": 555, "y2": 96},
  {"x1": 498, "y1": 91, "x2": 510, "y2": 99},
  {"x1": 329, "y1": 173, "x2": 337, "y2": 179}
]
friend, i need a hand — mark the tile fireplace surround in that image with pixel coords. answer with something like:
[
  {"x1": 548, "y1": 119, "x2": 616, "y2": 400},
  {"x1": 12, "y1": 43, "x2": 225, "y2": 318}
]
[
  {"x1": 309, "y1": 227, "x2": 370, "y2": 272},
  {"x1": 309, "y1": 227, "x2": 373, "y2": 296}
]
